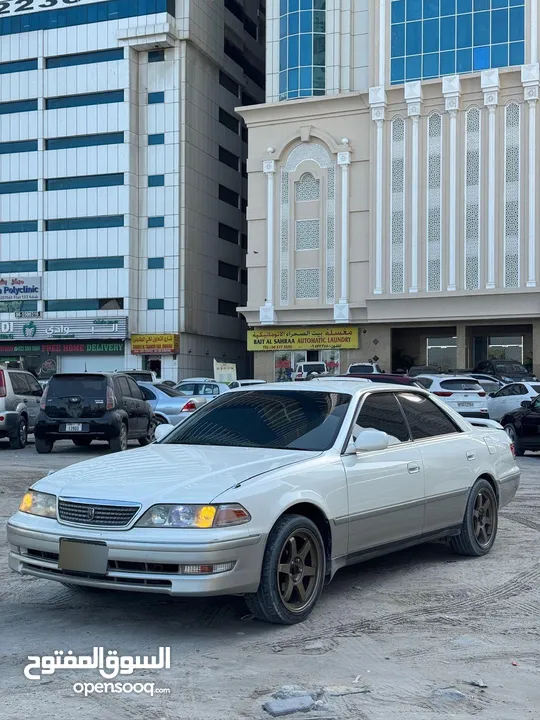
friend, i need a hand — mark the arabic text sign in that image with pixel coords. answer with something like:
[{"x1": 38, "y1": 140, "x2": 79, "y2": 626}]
[
  {"x1": 248, "y1": 326, "x2": 359, "y2": 352},
  {"x1": 213, "y1": 359, "x2": 237, "y2": 383},
  {"x1": 0, "y1": 317, "x2": 128, "y2": 341},
  {"x1": 0, "y1": 276, "x2": 41, "y2": 300},
  {"x1": 1, "y1": 0, "x2": 109, "y2": 17},
  {"x1": 131, "y1": 334, "x2": 179, "y2": 355}
]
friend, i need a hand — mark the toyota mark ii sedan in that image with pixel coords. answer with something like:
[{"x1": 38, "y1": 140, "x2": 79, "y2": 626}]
[{"x1": 8, "y1": 381, "x2": 520, "y2": 625}]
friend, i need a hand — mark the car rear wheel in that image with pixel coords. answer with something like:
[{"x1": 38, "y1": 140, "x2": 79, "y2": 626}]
[
  {"x1": 35, "y1": 436, "x2": 53, "y2": 454},
  {"x1": 244, "y1": 514, "x2": 325, "y2": 625},
  {"x1": 73, "y1": 438, "x2": 92, "y2": 447},
  {"x1": 109, "y1": 423, "x2": 128, "y2": 452},
  {"x1": 449, "y1": 478, "x2": 498, "y2": 557},
  {"x1": 138, "y1": 418, "x2": 156, "y2": 446},
  {"x1": 504, "y1": 424, "x2": 524, "y2": 456},
  {"x1": 9, "y1": 416, "x2": 27, "y2": 450}
]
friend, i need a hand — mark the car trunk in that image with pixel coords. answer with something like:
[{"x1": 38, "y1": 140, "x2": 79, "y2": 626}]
[
  {"x1": 44, "y1": 375, "x2": 109, "y2": 419},
  {"x1": 436, "y1": 379, "x2": 486, "y2": 410}
]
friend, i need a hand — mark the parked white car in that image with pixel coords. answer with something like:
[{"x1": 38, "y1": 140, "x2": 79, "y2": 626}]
[
  {"x1": 228, "y1": 379, "x2": 267, "y2": 389},
  {"x1": 174, "y1": 378, "x2": 230, "y2": 404},
  {"x1": 8, "y1": 381, "x2": 519, "y2": 625},
  {"x1": 487, "y1": 381, "x2": 540, "y2": 421},
  {"x1": 414, "y1": 375, "x2": 488, "y2": 419},
  {"x1": 347, "y1": 362, "x2": 384, "y2": 374},
  {"x1": 293, "y1": 361, "x2": 327, "y2": 380}
]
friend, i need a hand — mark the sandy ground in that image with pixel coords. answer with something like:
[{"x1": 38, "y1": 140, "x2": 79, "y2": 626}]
[{"x1": 0, "y1": 439, "x2": 539, "y2": 719}]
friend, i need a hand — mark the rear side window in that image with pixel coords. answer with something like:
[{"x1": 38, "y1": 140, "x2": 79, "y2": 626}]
[
  {"x1": 116, "y1": 377, "x2": 131, "y2": 398},
  {"x1": 397, "y1": 393, "x2": 460, "y2": 439},
  {"x1": 178, "y1": 383, "x2": 197, "y2": 394},
  {"x1": 48, "y1": 375, "x2": 107, "y2": 397},
  {"x1": 439, "y1": 380, "x2": 483, "y2": 391},
  {"x1": 140, "y1": 386, "x2": 156, "y2": 401},
  {"x1": 126, "y1": 377, "x2": 143, "y2": 399},
  {"x1": 353, "y1": 393, "x2": 410, "y2": 443},
  {"x1": 203, "y1": 384, "x2": 219, "y2": 396},
  {"x1": 9, "y1": 372, "x2": 30, "y2": 395},
  {"x1": 25, "y1": 374, "x2": 43, "y2": 395},
  {"x1": 416, "y1": 377, "x2": 433, "y2": 389}
]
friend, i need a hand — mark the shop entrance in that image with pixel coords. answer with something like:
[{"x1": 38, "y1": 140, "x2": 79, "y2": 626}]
[
  {"x1": 144, "y1": 356, "x2": 162, "y2": 378},
  {"x1": 273, "y1": 350, "x2": 341, "y2": 381}
]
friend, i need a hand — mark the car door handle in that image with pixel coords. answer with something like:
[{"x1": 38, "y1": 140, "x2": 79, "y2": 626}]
[
  {"x1": 467, "y1": 451, "x2": 476, "y2": 460},
  {"x1": 407, "y1": 462, "x2": 421, "y2": 474}
]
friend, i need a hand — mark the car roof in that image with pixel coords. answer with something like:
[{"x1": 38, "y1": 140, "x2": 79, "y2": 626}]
[
  {"x1": 415, "y1": 374, "x2": 479, "y2": 380},
  {"x1": 178, "y1": 377, "x2": 215, "y2": 383},
  {"x1": 234, "y1": 380, "x2": 425, "y2": 395},
  {"x1": 50, "y1": 372, "x2": 114, "y2": 378}
]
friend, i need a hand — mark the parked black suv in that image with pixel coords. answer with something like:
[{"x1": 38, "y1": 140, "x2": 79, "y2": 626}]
[
  {"x1": 473, "y1": 360, "x2": 536, "y2": 383},
  {"x1": 35, "y1": 373, "x2": 154, "y2": 454},
  {"x1": 501, "y1": 394, "x2": 540, "y2": 456}
]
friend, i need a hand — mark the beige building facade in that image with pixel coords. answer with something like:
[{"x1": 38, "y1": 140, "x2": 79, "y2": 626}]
[{"x1": 238, "y1": 0, "x2": 540, "y2": 381}]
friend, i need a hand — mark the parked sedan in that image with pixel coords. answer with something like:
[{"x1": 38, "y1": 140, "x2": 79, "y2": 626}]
[
  {"x1": 502, "y1": 394, "x2": 540, "y2": 455},
  {"x1": 487, "y1": 381, "x2": 540, "y2": 421},
  {"x1": 137, "y1": 382, "x2": 205, "y2": 426},
  {"x1": 8, "y1": 381, "x2": 519, "y2": 625},
  {"x1": 414, "y1": 375, "x2": 488, "y2": 418}
]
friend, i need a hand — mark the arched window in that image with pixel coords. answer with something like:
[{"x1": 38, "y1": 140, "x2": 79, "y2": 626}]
[{"x1": 295, "y1": 172, "x2": 320, "y2": 202}]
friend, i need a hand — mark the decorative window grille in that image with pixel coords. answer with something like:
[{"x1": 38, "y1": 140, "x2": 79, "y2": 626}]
[
  {"x1": 295, "y1": 219, "x2": 320, "y2": 250},
  {"x1": 465, "y1": 107, "x2": 481, "y2": 290},
  {"x1": 390, "y1": 117, "x2": 405, "y2": 293},
  {"x1": 504, "y1": 102, "x2": 520, "y2": 288},
  {"x1": 295, "y1": 172, "x2": 320, "y2": 202},
  {"x1": 427, "y1": 113, "x2": 442, "y2": 292},
  {"x1": 295, "y1": 268, "x2": 320, "y2": 299}
]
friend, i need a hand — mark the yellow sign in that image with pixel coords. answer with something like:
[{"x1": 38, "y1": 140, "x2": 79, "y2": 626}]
[
  {"x1": 131, "y1": 334, "x2": 179, "y2": 355},
  {"x1": 248, "y1": 326, "x2": 359, "y2": 352}
]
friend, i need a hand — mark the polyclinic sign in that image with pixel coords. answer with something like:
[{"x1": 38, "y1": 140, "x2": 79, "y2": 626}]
[
  {"x1": 0, "y1": 276, "x2": 41, "y2": 301},
  {"x1": 247, "y1": 326, "x2": 359, "y2": 352}
]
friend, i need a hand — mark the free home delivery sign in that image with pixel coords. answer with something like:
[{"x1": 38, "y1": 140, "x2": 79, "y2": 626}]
[{"x1": 0, "y1": 277, "x2": 41, "y2": 301}]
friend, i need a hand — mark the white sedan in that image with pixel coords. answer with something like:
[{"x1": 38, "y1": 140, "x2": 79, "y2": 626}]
[
  {"x1": 487, "y1": 381, "x2": 540, "y2": 421},
  {"x1": 8, "y1": 381, "x2": 519, "y2": 625}
]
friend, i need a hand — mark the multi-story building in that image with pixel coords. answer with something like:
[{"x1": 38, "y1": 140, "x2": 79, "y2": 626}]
[
  {"x1": 239, "y1": 0, "x2": 540, "y2": 380},
  {"x1": 0, "y1": 0, "x2": 265, "y2": 380}
]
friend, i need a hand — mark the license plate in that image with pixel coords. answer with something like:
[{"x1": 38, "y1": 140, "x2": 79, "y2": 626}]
[
  {"x1": 65, "y1": 423, "x2": 83, "y2": 432},
  {"x1": 58, "y1": 539, "x2": 108, "y2": 575},
  {"x1": 458, "y1": 402, "x2": 474, "y2": 407}
]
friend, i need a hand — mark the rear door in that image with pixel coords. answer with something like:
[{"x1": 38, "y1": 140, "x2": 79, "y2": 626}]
[
  {"x1": 115, "y1": 376, "x2": 137, "y2": 435},
  {"x1": 126, "y1": 377, "x2": 149, "y2": 434},
  {"x1": 22, "y1": 373, "x2": 42, "y2": 430},
  {"x1": 8, "y1": 372, "x2": 30, "y2": 421},
  {"x1": 45, "y1": 375, "x2": 109, "y2": 420}
]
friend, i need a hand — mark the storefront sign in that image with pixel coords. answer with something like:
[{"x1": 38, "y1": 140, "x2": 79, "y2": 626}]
[
  {"x1": 213, "y1": 360, "x2": 237, "y2": 383},
  {"x1": 1, "y1": 0, "x2": 109, "y2": 18},
  {"x1": 0, "y1": 317, "x2": 128, "y2": 341},
  {"x1": 0, "y1": 342, "x2": 125, "y2": 355},
  {"x1": 131, "y1": 334, "x2": 179, "y2": 355},
  {"x1": 0, "y1": 276, "x2": 41, "y2": 301},
  {"x1": 248, "y1": 326, "x2": 359, "y2": 352}
]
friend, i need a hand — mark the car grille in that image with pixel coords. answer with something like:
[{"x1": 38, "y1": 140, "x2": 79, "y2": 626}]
[
  {"x1": 58, "y1": 499, "x2": 140, "y2": 527},
  {"x1": 25, "y1": 550, "x2": 179, "y2": 574}
]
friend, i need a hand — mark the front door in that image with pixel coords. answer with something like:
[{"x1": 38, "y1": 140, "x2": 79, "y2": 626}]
[
  {"x1": 342, "y1": 391, "x2": 425, "y2": 554},
  {"x1": 520, "y1": 396, "x2": 540, "y2": 449},
  {"x1": 23, "y1": 373, "x2": 43, "y2": 430}
]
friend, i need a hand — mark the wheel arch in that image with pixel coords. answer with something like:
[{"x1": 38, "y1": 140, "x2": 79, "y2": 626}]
[
  {"x1": 153, "y1": 413, "x2": 169, "y2": 424},
  {"x1": 476, "y1": 473, "x2": 500, "y2": 502},
  {"x1": 278, "y1": 502, "x2": 332, "y2": 575}
]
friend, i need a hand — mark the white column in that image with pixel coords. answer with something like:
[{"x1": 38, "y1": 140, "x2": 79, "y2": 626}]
[
  {"x1": 443, "y1": 76, "x2": 461, "y2": 292},
  {"x1": 369, "y1": 86, "x2": 387, "y2": 295},
  {"x1": 405, "y1": 82, "x2": 423, "y2": 293},
  {"x1": 481, "y1": 69, "x2": 500, "y2": 290},
  {"x1": 260, "y1": 160, "x2": 277, "y2": 324},
  {"x1": 334, "y1": 149, "x2": 352, "y2": 322},
  {"x1": 522, "y1": 64, "x2": 540, "y2": 288}
]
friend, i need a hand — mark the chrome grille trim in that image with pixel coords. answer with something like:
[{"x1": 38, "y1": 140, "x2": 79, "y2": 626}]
[{"x1": 58, "y1": 497, "x2": 141, "y2": 528}]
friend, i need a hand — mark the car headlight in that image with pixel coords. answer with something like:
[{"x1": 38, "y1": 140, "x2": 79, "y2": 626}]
[
  {"x1": 19, "y1": 490, "x2": 57, "y2": 519},
  {"x1": 135, "y1": 503, "x2": 251, "y2": 528}
]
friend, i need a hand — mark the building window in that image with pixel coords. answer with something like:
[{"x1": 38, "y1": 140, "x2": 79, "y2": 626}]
[
  {"x1": 465, "y1": 106, "x2": 481, "y2": 291},
  {"x1": 45, "y1": 173, "x2": 124, "y2": 191},
  {"x1": 218, "y1": 299, "x2": 238, "y2": 317},
  {"x1": 0, "y1": 58, "x2": 37, "y2": 74},
  {"x1": 219, "y1": 146, "x2": 240, "y2": 170},
  {"x1": 219, "y1": 185, "x2": 239, "y2": 208},
  {"x1": 0, "y1": 180, "x2": 37, "y2": 195},
  {"x1": 219, "y1": 71, "x2": 239, "y2": 97},
  {"x1": 390, "y1": 0, "x2": 525, "y2": 85},
  {"x1": 45, "y1": 215, "x2": 124, "y2": 231},
  {"x1": 46, "y1": 257, "x2": 124, "y2": 271},
  {"x1": 0, "y1": 260, "x2": 38, "y2": 273},
  {"x1": 219, "y1": 223, "x2": 239, "y2": 244},
  {"x1": 148, "y1": 257, "x2": 165, "y2": 269},
  {"x1": 0, "y1": 301, "x2": 37, "y2": 311},
  {"x1": 46, "y1": 133, "x2": 124, "y2": 150},
  {"x1": 219, "y1": 107, "x2": 239, "y2": 133},
  {"x1": 295, "y1": 268, "x2": 320, "y2": 299},
  {"x1": 148, "y1": 49, "x2": 165, "y2": 63},
  {"x1": 148, "y1": 175, "x2": 165, "y2": 187},
  {"x1": 148, "y1": 133, "x2": 165, "y2": 145},
  {"x1": 148, "y1": 91, "x2": 165, "y2": 104},
  {"x1": 279, "y1": 0, "x2": 326, "y2": 101},
  {"x1": 295, "y1": 172, "x2": 320, "y2": 202},
  {"x1": 147, "y1": 299, "x2": 164, "y2": 310},
  {"x1": 45, "y1": 48, "x2": 124, "y2": 69},
  {"x1": 218, "y1": 261, "x2": 239, "y2": 281},
  {"x1": 0, "y1": 99, "x2": 37, "y2": 115},
  {"x1": 241, "y1": 233, "x2": 247, "y2": 250},
  {"x1": 45, "y1": 298, "x2": 124, "y2": 311},
  {"x1": 504, "y1": 102, "x2": 520, "y2": 288},
  {"x1": 390, "y1": 117, "x2": 405, "y2": 294},
  {"x1": 0, "y1": 221, "x2": 38, "y2": 234},
  {"x1": 427, "y1": 113, "x2": 443, "y2": 292},
  {"x1": 0, "y1": 139, "x2": 38, "y2": 155},
  {"x1": 148, "y1": 216, "x2": 165, "y2": 228},
  {"x1": 46, "y1": 90, "x2": 124, "y2": 110}
]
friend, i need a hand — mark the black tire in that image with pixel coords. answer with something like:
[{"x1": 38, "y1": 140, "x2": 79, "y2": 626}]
[
  {"x1": 450, "y1": 478, "x2": 499, "y2": 557},
  {"x1": 9, "y1": 415, "x2": 27, "y2": 450},
  {"x1": 35, "y1": 436, "x2": 53, "y2": 454},
  {"x1": 504, "y1": 424, "x2": 524, "y2": 456},
  {"x1": 73, "y1": 438, "x2": 92, "y2": 447},
  {"x1": 138, "y1": 418, "x2": 156, "y2": 446},
  {"x1": 244, "y1": 514, "x2": 326, "y2": 625},
  {"x1": 109, "y1": 423, "x2": 128, "y2": 452}
]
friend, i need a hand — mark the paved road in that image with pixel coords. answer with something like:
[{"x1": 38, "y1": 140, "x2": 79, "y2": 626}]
[{"x1": 0, "y1": 441, "x2": 539, "y2": 719}]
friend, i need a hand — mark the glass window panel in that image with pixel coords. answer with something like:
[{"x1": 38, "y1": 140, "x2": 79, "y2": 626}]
[
  {"x1": 46, "y1": 90, "x2": 124, "y2": 110},
  {"x1": 0, "y1": 58, "x2": 37, "y2": 74},
  {"x1": 300, "y1": 67, "x2": 312, "y2": 88},
  {"x1": 289, "y1": 0, "x2": 299, "y2": 11},
  {"x1": 45, "y1": 173, "x2": 123, "y2": 191},
  {"x1": 313, "y1": 66, "x2": 325, "y2": 88},
  {"x1": 456, "y1": 0, "x2": 471, "y2": 11},
  {"x1": 492, "y1": 0, "x2": 508, "y2": 6},
  {"x1": 406, "y1": 54, "x2": 422, "y2": 79},
  {"x1": 0, "y1": 139, "x2": 38, "y2": 154},
  {"x1": 300, "y1": 10, "x2": 312, "y2": 32},
  {"x1": 289, "y1": 34, "x2": 299, "y2": 67},
  {"x1": 280, "y1": 39, "x2": 287, "y2": 70},
  {"x1": 147, "y1": 299, "x2": 164, "y2": 310},
  {"x1": 0, "y1": 260, "x2": 37, "y2": 272},
  {"x1": 280, "y1": 0, "x2": 287, "y2": 13},
  {"x1": 313, "y1": 11, "x2": 325, "y2": 32},
  {"x1": 0, "y1": 180, "x2": 37, "y2": 194},
  {"x1": 406, "y1": 21, "x2": 422, "y2": 54},
  {"x1": 440, "y1": 49, "x2": 456, "y2": 74},
  {"x1": 148, "y1": 216, "x2": 165, "y2": 228},
  {"x1": 406, "y1": 0, "x2": 422, "y2": 20},
  {"x1": 288, "y1": 68, "x2": 299, "y2": 90},
  {"x1": 300, "y1": 34, "x2": 313, "y2": 65},
  {"x1": 148, "y1": 257, "x2": 165, "y2": 269},
  {"x1": 440, "y1": 16, "x2": 456, "y2": 49},
  {"x1": 509, "y1": 0, "x2": 522, "y2": 5},
  {"x1": 46, "y1": 132, "x2": 124, "y2": 150},
  {"x1": 279, "y1": 71, "x2": 287, "y2": 94},
  {"x1": 289, "y1": 11, "x2": 299, "y2": 34},
  {"x1": 148, "y1": 91, "x2": 164, "y2": 104},
  {"x1": 456, "y1": 47, "x2": 472, "y2": 71},
  {"x1": 300, "y1": 0, "x2": 312, "y2": 8},
  {"x1": 473, "y1": 0, "x2": 489, "y2": 9},
  {"x1": 391, "y1": 57, "x2": 405, "y2": 82},
  {"x1": 473, "y1": 45, "x2": 490, "y2": 69},
  {"x1": 299, "y1": 89, "x2": 312, "y2": 97},
  {"x1": 148, "y1": 175, "x2": 165, "y2": 187},
  {"x1": 423, "y1": 19, "x2": 439, "y2": 52},
  {"x1": 45, "y1": 215, "x2": 124, "y2": 231},
  {"x1": 457, "y1": 13, "x2": 472, "y2": 48},
  {"x1": 491, "y1": 42, "x2": 509, "y2": 66},
  {"x1": 314, "y1": 0, "x2": 325, "y2": 8},
  {"x1": 423, "y1": 52, "x2": 439, "y2": 77},
  {"x1": 491, "y1": 9, "x2": 509, "y2": 43},
  {"x1": 46, "y1": 48, "x2": 124, "y2": 69},
  {"x1": 0, "y1": 222, "x2": 38, "y2": 234},
  {"x1": 288, "y1": 90, "x2": 300, "y2": 99},
  {"x1": 46, "y1": 257, "x2": 124, "y2": 271},
  {"x1": 0, "y1": 99, "x2": 38, "y2": 115},
  {"x1": 423, "y1": 0, "x2": 439, "y2": 18},
  {"x1": 509, "y1": 6, "x2": 524, "y2": 41},
  {"x1": 440, "y1": 0, "x2": 455, "y2": 14},
  {"x1": 392, "y1": 0, "x2": 406, "y2": 23},
  {"x1": 148, "y1": 49, "x2": 164, "y2": 63},
  {"x1": 280, "y1": 15, "x2": 287, "y2": 36},
  {"x1": 392, "y1": 24, "x2": 405, "y2": 56},
  {"x1": 313, "y1": 34, "x2": 325, "y2": 64},
  {"x1": 473, "y1": 11, "x2": 490, "y2": 46},
  {"x1": 148, "y1": 133, "x2": 165, "y2": 145},
  {"x1": 509, "y1": 40, "x2": 524, "y2": 65}
]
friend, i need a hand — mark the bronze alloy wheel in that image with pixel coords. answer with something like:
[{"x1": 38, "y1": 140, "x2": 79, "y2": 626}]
[
  {"x1": 276, "y1": 529, "x2": 323, "y2": 613},
  {"x1": 473, "y1": 490, "x2": 495, "y2": 547}
]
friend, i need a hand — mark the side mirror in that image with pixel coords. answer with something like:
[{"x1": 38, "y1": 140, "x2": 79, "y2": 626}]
[
  {"x1": 155, "y1": 423, "x2": 175, "y2": 442},
  {"x1": 521, "y1": 400, "x2": 533, "y2": 409},
  {"x1": 353, "y1": 429, "x2": 390, "y2": 453},
  {"x1": 488, "y1": 392, "x2": 495, "y2": 398}
]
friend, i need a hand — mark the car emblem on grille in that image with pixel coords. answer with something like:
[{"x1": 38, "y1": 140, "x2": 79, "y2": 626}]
[{"x1": 86, "y1": 507, "x2": 95, "y2": 521}]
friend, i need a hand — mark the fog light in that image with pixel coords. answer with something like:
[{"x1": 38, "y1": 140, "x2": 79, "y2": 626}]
[{"x1": 182, "y1": 562, "x2": 235, "y2": 575}]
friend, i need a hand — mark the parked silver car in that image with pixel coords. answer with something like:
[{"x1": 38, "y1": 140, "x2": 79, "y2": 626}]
[
  {"x1": 0, "y1": 365, "x2": 43, "y2": 448},
  {"x1": 137, "y1": 382, "x2": 205, "y2": 425},
  {"x1": 174, "y1": 378, "x2": 230, "y2": 404}
]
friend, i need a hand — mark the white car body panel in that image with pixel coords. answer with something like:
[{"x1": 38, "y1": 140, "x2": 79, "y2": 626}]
[{"x1": 487, "y1": 381, "x2": 540, "y2": 421}]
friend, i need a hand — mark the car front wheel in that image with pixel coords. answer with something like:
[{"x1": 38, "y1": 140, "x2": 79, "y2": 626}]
[
  {"x1": 9, "y1": 416, "x2": 27, "y2": 449},
  {"x1": 504, "y1": 424, "x2": 524, "y2": 456},
  {"x1": 244, "y1": 514, "x2": 325, "y2": 625},
  {"x1": 450, "y1": 478, "x2": 498, "y2": 557}
]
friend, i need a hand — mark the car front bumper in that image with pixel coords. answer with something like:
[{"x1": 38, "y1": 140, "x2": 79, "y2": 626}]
[
  {"x1": 499, "y1": 471, "x2": 520, "y2": 509},
  {"x1": 0, "y1": 411, "x2": 19, "y2": 435},
  {"x1": 7, "y1": 514, "x2": 265, "y2": 596}
]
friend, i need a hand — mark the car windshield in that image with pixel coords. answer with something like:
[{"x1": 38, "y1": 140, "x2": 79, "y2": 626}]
[
  {"x1": 154, "y1": 384, "x2": 184, "y2": 397},
  {"x1": 47, "y1": 375, "x2": 107, "y2": 396},
  {"x1": 494, "y1": 362, "x2": 527, "y2": 374},
  {"x1": 163, "y1": 390, "x2": 351, "y2": 451}
]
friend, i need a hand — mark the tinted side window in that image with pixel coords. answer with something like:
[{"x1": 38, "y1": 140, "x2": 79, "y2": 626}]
[
  {"x1": 397, "y1": 393, "x2": 460, "y2": 439},
  {"x1": 204, "y1": 384, "x2": 220, "y2": 396},
  {"x1": 353, "y1": 393, "x2": 410, "y2": 443},
  {"x1": 117, "y1": 377, "x2": 131, "y2": 398},
  {"x1": 496, "y1": 387, "x2": 510, "y2": 397},
  {"x1": 10, "y1": 372, "x2": 30, "y2": 395},
  {"x1": 514, "y1": 384, "x2": 527, "y2": 395},
  {"x1": 140, "y1": 386, "x2": 156, "y2": 401},
  {"x1": 126, "y1": 378, "x2": 143, "y2": 399},
  {"x1": 178, "y1": 383, "x2": 196, "y2": 394},
  {"x1": 25, "y1": 374, "x2": 43, "y2": 395}
]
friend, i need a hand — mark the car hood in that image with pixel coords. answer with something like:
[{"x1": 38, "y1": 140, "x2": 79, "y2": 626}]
[{"x1": 33, "y1": 444, "x2": 317, "y2": 505}]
